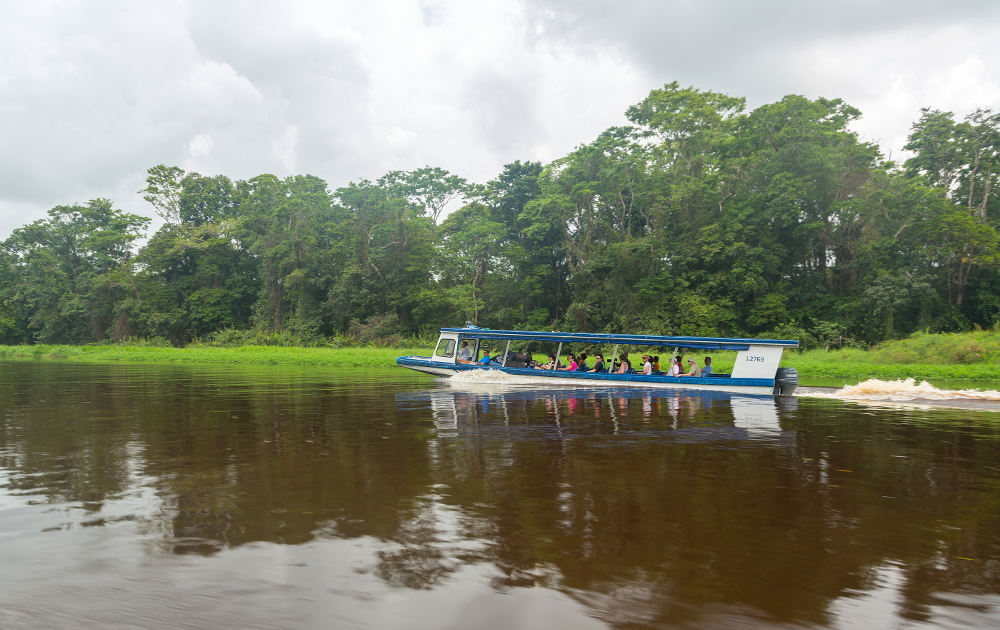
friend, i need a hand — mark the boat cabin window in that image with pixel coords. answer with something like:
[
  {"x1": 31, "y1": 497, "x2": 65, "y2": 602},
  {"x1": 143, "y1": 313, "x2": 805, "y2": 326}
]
[{"x1": 434, "y1": 338, "x2": 457, "y2": 358}]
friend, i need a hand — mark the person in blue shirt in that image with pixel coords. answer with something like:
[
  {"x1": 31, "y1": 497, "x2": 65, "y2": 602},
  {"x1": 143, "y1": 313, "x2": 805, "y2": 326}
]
[
  {"x1": 478, "y1": 350, "x2": 492, "y2": 365},
  {"x1": 702, "y1": 356, "x2": 713, "y2": 376}
]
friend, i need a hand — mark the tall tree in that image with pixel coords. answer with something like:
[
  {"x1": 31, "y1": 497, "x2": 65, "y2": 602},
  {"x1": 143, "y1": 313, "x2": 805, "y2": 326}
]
[
  {"x1": 476, "y1": 161, "x2": 546, "y2": 327},
  {"x1": 128, "y1": 169, "x2": 254, "y2": 343},
  {"x1": 2, "y1": 199, "x2": 148, "y2": 343},
  {"x1": 904, "y1": 108, "x2": 1000, "y2": 321},
  {"x1": 330, "y1": 180, "x2": 436, "y2": 333},
  {"x1": 377, "y1": 167, "x2": 468, "y2": 224},
  {"x1": 436, "y1": 203, "x2": 508, "y2": 325},
  {"x1": 235, "y1": 174, "x2": 345, "y2": 337},
  {"x1": 905, "y1": 108, "x2": 1000, "y2": 221}
]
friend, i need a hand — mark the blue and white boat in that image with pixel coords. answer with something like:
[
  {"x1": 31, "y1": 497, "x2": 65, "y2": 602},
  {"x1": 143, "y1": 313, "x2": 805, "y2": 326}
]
[{"x1": 396, "y1": 326, "x2": 800, "y2": 396}]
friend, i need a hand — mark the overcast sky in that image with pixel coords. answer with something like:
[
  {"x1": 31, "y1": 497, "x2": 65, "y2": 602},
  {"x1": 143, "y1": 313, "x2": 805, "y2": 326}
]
[{"x1": 2, "y1": 0, "x2": 999, "y2": 239}]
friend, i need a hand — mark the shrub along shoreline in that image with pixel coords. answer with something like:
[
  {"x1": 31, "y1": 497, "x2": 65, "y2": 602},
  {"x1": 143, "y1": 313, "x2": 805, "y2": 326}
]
[{"x1": 1, "y1": 330, "x2": 998, "y2": 383}]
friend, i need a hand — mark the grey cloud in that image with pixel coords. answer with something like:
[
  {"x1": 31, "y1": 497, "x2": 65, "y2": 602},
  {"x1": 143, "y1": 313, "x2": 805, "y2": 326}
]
[
  {"x1": 463, "y1": 71, "x2": 542, "y2": 155},
  {"x1": 182, "y1": 3, "x2": 377, "y2": 178},
  {"x1": 0, "y1": 1, "x2": 383, "y2": 239},
  {"x1": 530, "y1": 0, "x2": 1000, "y2": 55},
  {"x1": 2, "y1": 0, "x2": 998, "y2": 241},
  {"x1": 526, "y1": 0, "x2": 1000, "y2": 100}
]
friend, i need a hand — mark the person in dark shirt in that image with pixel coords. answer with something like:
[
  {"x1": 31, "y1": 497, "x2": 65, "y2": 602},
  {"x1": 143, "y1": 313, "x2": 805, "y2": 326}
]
[{"x1": 589, "y1": 354, "x2": 605, "y2": 372}]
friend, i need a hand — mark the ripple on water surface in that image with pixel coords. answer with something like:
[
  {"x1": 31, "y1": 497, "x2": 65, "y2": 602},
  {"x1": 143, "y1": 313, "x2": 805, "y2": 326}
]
[{"x1": 1, "y1": 362, "x2": 999, "y2": 628}]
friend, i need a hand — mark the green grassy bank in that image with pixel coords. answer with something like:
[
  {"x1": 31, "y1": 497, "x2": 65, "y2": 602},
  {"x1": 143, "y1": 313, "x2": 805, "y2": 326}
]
[
  {"x1": 1, "y1": 330, "x2": 998, "y2": 383},
  {"x1": 794, "y1": 330, "x2": 1000, "y2": 382},
  {"x1": 0, "y1": 344, "x2": 426, "y2": 368}
]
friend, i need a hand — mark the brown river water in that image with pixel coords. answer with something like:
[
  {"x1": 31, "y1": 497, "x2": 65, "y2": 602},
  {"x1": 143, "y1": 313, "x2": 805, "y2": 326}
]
[{"x1": 1, "y1": 362, "x2": 999, "y2": 629}]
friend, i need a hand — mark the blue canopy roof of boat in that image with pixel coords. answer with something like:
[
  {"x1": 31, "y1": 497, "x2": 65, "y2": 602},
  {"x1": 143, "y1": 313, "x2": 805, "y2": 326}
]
[{"x1": 440, "y1": 327, "x2": 798, "y2": 351}]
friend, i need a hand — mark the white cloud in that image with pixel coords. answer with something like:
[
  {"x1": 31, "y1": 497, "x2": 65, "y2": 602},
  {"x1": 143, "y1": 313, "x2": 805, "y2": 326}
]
[
  {"x1": 1, "y1": 0, "x2": 998, "y2": 239},
  {"x1": 186, "y1": 132, "x2": 214, "y2": 159}
]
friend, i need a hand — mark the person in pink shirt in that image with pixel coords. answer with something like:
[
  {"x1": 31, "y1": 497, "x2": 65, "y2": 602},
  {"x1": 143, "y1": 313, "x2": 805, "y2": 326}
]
[{"x1": 558, "y1": 352, "x2": 578, "y2": 371}]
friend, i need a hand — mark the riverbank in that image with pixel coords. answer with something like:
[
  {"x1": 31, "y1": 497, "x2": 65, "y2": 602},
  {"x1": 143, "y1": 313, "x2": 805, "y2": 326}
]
[
  {"x1": 793, "y1": 329, "x2": 1000, "y2": 381},
  {"x1": 0, "y1": 344, "x2": 425, "y2": 367},
  {"x1": 1, "y1": 334, "x2": 998, "y2": 383}
]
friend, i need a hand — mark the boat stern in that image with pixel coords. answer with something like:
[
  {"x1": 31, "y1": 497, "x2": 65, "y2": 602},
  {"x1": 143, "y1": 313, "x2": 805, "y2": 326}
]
[{"x1": 774, "y1": 367, "x2": 798, "y2": 396}]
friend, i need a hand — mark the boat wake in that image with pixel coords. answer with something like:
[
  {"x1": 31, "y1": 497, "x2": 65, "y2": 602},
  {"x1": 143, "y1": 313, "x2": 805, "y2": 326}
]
[
  {"x1": 448, "y1": 369, "x2": 547, "y2": 387},
  {"x1": 804, "y1": 378, "x2": 1000, "y2": 404}
]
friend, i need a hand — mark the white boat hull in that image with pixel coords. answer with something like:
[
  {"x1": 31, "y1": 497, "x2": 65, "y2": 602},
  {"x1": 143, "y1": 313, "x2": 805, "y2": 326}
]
[{"x1": 396, "y1": 357, "x2": 778, "y2": 396}]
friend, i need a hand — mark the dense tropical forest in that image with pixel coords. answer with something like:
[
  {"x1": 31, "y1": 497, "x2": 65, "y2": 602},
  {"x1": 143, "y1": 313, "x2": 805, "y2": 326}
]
[{"x1": 1, "y1": 83, "x2": 998, "y2": 349}]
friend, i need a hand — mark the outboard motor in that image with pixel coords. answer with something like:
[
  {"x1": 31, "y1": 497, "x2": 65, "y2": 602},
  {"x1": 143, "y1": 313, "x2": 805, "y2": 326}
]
[{"x1": 774, "y1": 367, "x2": 799, "y2": 396}]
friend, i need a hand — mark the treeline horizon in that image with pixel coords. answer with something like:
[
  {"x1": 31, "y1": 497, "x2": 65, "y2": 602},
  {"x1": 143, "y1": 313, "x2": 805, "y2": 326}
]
[{"x1": 2, "y1": 82, "x2": 998, "y2": 349}]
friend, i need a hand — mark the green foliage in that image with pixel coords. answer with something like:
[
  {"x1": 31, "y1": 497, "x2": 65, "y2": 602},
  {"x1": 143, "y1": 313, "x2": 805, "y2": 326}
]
[
  {"x1": 904, "y1": 107, "x2": 1000, "y2": 221},
  {"x1": 377, "y1": 166, "x2": 468, "y2": 224},
  {"x1": 4, "y1": 331, "x2": 999, "y2": 383},
  {"x1": 784, "y1": 329, "x2": 1000, "y2": 381},
  {"x1": 198, "y1": 327, "x2": 309, "y2": 347},
  {"x1": 0, "y1": 344, "x2": 433, "y2": 367},
  {"x1": 346, "y1": 313, "x2": 406, "y2": 345},
  {"x1": 114, "y1": 336, "x2": 173, "y2": 347},
  {"x1": 3, "y1": 84, "x2": 1000, "y2": 348},
  {"x1": 2, "y1": 199, "x2": 149, "y2": 343},
  {"x1": 865, "y1": 329, "x2": 1000, "y2": 364}
]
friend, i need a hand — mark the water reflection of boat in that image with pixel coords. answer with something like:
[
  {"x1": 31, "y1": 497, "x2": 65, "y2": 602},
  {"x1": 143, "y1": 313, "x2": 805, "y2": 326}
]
[{"x1": 397, "y1": 385, "x2": 793, "y2": 442}]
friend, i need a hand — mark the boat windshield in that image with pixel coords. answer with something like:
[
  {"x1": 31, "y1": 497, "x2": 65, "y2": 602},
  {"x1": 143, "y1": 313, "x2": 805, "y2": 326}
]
[{"x1": 434, "y1": 338, "x2": 456, "y2": 358}]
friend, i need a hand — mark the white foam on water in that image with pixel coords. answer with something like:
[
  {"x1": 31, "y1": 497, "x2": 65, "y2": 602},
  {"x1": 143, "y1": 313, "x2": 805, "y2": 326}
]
[
  {"x1": 807, "y1": 378, "x2": 1000, "y2": 402},
  {"x1": 447, "y1": 368, "x2": 547, "y2": 386}
]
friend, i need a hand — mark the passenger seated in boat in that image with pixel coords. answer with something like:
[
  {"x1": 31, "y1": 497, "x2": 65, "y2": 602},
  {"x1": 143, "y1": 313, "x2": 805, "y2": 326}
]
[
  {"x1": 702, "y1": 357, "x2": 712, "y2": 376},
  {"x1": 652, "y1": 355, "x2": 661, "y2": 372},
  {"x1": 457, "y1": 341, "x2": 474, "y2": 363},
  {"x1": 576, "y1": 353, "x2": 588, "y2": 371},
  {"x1": 557, "y1": 353, "x2": 578, "y2": 371},
  {"x1": 589, "y1": 354, "x2": 605, "y2": 372},
  {"x1": 669, "y1": 356, "x2": 681, "y2": 377},
  {"x1": 615, "y1": 353, "x2": 632, "y2": 374},
  {"x1": 478, "y1": 350, "x2": 492, "y2": 365},
  {"x1": 684, "y1": 358, "x2": 702, "y2": 377},
  {"x1": 535, "y1": 352, "x2": 557, "y2": 370},
  {"x1": 640, "y1": 354, "x2": 653, "y2": 375}
]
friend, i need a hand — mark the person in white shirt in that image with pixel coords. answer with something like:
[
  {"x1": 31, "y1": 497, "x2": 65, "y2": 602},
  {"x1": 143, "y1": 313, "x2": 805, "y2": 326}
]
[
  {"x1": 457, "y1": 341, "x2": 474, "y2": 363},
  {"x1": 641, "y1": 355, "x2": 653, "y2": 375}
]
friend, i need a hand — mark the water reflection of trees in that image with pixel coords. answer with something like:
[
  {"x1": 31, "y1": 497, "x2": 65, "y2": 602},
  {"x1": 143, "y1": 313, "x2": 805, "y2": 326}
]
[
  {"x1": 3, "y1": 364, "x2": 1000, "y2": 626},
  {"x1": 0, "y1": 364, "x2": 438, "y2": 554},
  {"x1": 0, "y1": 365, "x2": 135, "y2": 516},
  {"x1": 413, "y1": 386, "x2": 1000, "y2": 626}
]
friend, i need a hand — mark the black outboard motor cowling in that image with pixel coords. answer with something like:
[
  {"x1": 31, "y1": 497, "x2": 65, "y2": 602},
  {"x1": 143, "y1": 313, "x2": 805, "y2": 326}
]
[{"x1": 775, "y1": 367, "x2": 798, "y2": 396}]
